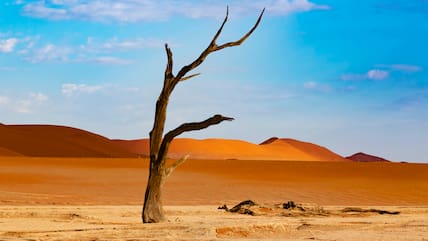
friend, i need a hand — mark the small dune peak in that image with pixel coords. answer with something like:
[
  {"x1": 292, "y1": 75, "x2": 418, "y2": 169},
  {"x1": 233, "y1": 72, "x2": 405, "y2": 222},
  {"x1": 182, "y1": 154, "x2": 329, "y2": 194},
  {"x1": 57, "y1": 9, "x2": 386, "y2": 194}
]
[
  {"x1": 259, "y1": 137, "x2": 279, "y2": 145},
  {"x1": 346, "y1": 152, "x2": 391, "y2": 162}
]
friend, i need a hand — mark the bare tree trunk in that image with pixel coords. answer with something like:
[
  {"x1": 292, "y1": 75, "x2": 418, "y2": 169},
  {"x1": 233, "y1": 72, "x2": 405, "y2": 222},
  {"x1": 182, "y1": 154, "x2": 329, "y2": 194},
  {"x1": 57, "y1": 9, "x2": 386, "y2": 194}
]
[
  {"x1": 142, "y1": 157, "x2": 166, "y2": 223},
  {"x1": 142, "y1": 7, "x2": 264, "y2": 223}
]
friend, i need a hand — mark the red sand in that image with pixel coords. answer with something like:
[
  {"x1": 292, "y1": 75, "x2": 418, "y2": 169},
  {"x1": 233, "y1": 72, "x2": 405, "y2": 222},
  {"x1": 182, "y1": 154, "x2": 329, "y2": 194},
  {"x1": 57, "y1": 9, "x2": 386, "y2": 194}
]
[
  {"x1": 0, "y1": 124, "x2": 135, "y2": 157},
  {"x1": 0, "y1": 157, "x2": 427, "y2": 206},
  {"x1": 347, "y1": 152, "x2": 391, "y2": 162},
  {"x1": 114, "y1": 137, "x2": 348, "y2": 161},
  {"x1": 2, "y1": 124, "x2": 425, "y2": 206},
  {"x1": 1, "y1": 124, "x2": 348, "y2": 161}
]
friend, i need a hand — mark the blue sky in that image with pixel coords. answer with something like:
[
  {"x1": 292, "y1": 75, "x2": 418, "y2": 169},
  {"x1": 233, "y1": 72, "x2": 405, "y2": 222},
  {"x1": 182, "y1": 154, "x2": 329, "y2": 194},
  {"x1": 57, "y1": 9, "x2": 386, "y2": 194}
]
[{"x1": 1, "y1": 0, "x2": 427, "y2": 162}]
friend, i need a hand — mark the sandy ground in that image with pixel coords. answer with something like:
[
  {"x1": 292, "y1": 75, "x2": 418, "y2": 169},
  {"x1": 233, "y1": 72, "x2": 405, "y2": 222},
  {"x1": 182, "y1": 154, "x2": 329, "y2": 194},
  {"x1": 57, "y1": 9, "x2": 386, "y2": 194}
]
[
  {"x1": 1, "y1": 157, "x2": 427, "y2": 240},
  {"x1": 0, "y1": 205, "x2": 427, "y2": 241},
  {"x1": 1, "y1": 157, "x2": 427, "y2": 205}
]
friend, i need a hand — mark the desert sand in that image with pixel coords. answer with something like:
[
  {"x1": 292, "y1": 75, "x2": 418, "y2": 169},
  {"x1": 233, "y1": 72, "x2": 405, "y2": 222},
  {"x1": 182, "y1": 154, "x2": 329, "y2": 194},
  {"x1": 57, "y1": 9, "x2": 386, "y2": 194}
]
[
  {"x1": 114, "y1": 137, "x2": 349, "y2": 161},
  {"x1": 1, "y1": 124, "x2": 427, "y2": 240},
  {"x1": 1, "y1": 157, "x2": 427, "y2": 205},
  {"x1": 1, "y1": 205, "x2": 427, "y2": 241},
  {"x1": 1, "y1": 157, "x2": 428, "y2": 240}
]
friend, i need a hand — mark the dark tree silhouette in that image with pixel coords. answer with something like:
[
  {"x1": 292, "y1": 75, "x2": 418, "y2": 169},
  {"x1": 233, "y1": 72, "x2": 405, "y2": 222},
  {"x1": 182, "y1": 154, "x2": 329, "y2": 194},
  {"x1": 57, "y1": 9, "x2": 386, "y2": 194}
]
[{"x1": 142, "y1": 7, "x2": 265, "y2": 223}]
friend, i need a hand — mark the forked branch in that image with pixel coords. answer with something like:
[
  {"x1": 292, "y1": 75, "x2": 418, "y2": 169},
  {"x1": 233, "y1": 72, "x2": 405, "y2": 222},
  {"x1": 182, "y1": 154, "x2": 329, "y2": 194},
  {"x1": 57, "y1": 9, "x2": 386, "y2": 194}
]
[
  {"x1": 173, "y1": 7, "x2": 265, "y2": 85},
  {"x1": 215, "y1": 8, "x2": 265, "y2": 51}
]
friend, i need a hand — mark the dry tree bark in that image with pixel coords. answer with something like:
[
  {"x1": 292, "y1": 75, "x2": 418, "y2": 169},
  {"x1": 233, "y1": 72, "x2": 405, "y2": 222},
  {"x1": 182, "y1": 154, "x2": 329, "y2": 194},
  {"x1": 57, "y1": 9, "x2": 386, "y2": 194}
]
[{"x1": 142, "y1": 7, "x2": 265, "y2": 223}]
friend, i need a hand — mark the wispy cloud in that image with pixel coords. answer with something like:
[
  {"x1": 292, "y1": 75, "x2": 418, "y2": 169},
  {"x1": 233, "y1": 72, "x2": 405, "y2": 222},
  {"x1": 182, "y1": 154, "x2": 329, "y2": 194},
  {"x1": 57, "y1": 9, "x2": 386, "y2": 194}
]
[
  {"x1": 303, "y1": 81, "x2": 332, "y2": 92},
  {"x1": 375, "y1": 64, "x2": 423, "y2": 73},
  {"x1": 29, "y1": 92, "x2": 49, "y2": 103},
  {"x1": 81, "y1": 37, "x2": 164, "y2": 53},
  {"x1": 0, "y1": 38, "x2": 18, "y2": 53},
  {"x1": 263, "y1": 0, "x2": 330, "y2": 15},
  {"x1": 388, "y1": 90, "x2": 428, "y2": 112},
  {"x1": 89, "y1": 56, "x2": 131, "y2": 65},
  {"x1": 0, "y1": 92, "x2": 48, "y2": 114},
  {"x1": 16, "y1": 93, "x2": 49, "y2": 113},
  {"x1": 20, "y1": 0, "x2": 330, "y2": 23},
  {"x1": 61, "y1": 83, "x2": 104, "y2": 97},
  {"x1": 0, "y1": 96, "x2": 11, "y2": 105},
  {"x1": 341, "y1": 69, "x2": 390, "y2": 81},
  {"x1": 367, "y1": 69, "x2": 389, "y2": 80},
  {"x1": 18, "y1": 37, "x2": 163, "y2": 64},
  {"x1": 100, "y1": 38, "x2": 164, "y2": 50},
  {"x1": 341, "y1": 64, "x2": 422, "y2": 81},
  {"x1": 23, "y1": 44, "x2": 72, "y2": 63}
]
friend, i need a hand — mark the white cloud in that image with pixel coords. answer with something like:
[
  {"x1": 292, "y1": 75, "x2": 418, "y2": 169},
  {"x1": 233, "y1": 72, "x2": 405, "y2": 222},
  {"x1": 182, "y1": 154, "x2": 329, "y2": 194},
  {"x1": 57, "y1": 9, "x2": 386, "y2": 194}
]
[
  {"x1": 101, "y1": 38, "x2": 164, "y2": 50},
  {"x1": 341, "y1": 64, "x2": 423, "y2": 81},
  {"x1": 303, "y1": 81, "x2": 317, "y2": 89},
  {"x1": 62, "y1": 83, "x2": 103, "y2": 96},
  {"x1": 21, "y1": 0, "x2": 330, "y2": 22},
  {"x1": 341, "y1": 69, "x2": 391, "y2": 81},
  {"x1": 80, "y1": 37, "x2": 164, "y2": 55},
  {"x1": 0, "y1": 92, "x2": 48, "y2": 114},
  {"x1": 0, "y1": 38, "x2": 18, "y2": 53},
  {"x1": 375, "y1": 64, "x2": 422, "y2": 73},
  {"x1": 23, "y1": 44, "x2": 72, "y2": 63},
  {"x1": 18, "y1": 36, "x2": 162, "y2": 64},
  {"x1": 90, "y1": 56, "x2": 131, "y2": 65},
  {"x1": 264, "y1": 0, "x2": 330, "y2": 15},
  {"x1": 29, "y1": 92, "x2": 48, "y2": 103},
  {"x1": 367, "y1": 69, "x2": 389, "y2": 80},
  {"x1": 0, "y1": 96, "x2": 11, "y2": 105},
  {"x1": 303, "y1": 81, "x2": 332, "y2": 92}
]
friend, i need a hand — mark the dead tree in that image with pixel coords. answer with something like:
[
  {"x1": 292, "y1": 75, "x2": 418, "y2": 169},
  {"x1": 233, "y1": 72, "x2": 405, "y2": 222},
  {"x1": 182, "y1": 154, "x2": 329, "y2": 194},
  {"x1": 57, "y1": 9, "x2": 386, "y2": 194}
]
[{"x1": 142, "y1": 7, "x2": 265, "y2": 223}]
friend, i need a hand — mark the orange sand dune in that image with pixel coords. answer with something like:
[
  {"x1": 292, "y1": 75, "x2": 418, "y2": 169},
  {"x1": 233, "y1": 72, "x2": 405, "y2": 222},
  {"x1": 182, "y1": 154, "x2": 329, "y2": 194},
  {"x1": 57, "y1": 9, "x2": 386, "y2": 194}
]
[
  {"x1": 260, "y1": 137, "x2": 348, "y2": 162},
  {"x1": 115, "y1": 137, "x2": 348, "y2": 161},
  {"x1": 0, "y1": 124, "x2": 135, "y2": 157},
  {"x1": 0, "y1": 124, "x2": 354, "y2": 161}
]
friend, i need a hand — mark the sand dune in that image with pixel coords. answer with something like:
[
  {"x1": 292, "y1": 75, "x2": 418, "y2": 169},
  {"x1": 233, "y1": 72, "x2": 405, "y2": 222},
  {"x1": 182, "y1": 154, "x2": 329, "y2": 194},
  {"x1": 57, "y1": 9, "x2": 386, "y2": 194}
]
[
  {"x1": 114, "y1": 137, "x2": 348, "y2": 161},
  {"x1": 346, "y1": 152, "x2": 391, "y2": 162},
  {"x1": 1, "y1": 124, "x2": 383, "y2": 162},
  {"x1": 260, "y1": 137, "x2": 348, "y2": 162},
  {"x1": 0, "y1": 124, "x2": 135, "y2": 157}
]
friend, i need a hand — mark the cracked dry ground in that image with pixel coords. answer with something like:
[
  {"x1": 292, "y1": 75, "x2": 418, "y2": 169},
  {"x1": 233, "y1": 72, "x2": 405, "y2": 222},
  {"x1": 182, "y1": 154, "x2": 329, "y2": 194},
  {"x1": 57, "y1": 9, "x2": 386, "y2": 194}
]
[{"x1": 0, "y1": 205, "x2": 427, "y2": 241}]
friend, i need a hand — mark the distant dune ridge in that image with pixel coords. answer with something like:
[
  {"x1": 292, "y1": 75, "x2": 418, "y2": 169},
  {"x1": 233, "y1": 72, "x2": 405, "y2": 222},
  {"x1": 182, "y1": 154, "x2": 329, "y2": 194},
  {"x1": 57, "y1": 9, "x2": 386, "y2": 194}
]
[
  {"x1": 346, "y1": 152, "x2": 391, "y2": 162},
  {"x1": 0, "y1": 124, "x2": 387, "y2": 162},
  {"x1": 0, "y1": 124, "x2": 135, "y2": 157}
]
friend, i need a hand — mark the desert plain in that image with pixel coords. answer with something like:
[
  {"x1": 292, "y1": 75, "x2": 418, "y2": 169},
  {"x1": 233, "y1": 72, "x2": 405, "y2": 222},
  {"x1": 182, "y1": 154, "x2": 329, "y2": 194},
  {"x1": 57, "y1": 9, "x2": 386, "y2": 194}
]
[{"x1": 0, "y1": 125, "x2": 428, "y2": 240}]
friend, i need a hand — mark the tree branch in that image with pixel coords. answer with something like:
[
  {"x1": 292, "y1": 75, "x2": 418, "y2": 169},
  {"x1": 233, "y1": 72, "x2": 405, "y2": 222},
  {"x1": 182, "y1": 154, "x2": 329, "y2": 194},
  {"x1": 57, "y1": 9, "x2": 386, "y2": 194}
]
[
  {"x1": 164, "y1": 154, "x2": 189, "y2": 178},
  {"x1": 172, "y1": 7, "x2": 264, "y2": 84},
  {"x1": 210, "y1": 6, "x2": 229, "y2": 48},
  {"x1": 180, "y1": 73, "x2": 201, "y2": 82},
  {"x1": 157, "y1": 114, "x2": 234, "y2": 162},
  {"x1": 214, "y1": 8, "x2": 265, "y2": 51},
  {"x1": 164, "y1": 44, "x2": 174, "y2": 83}
]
